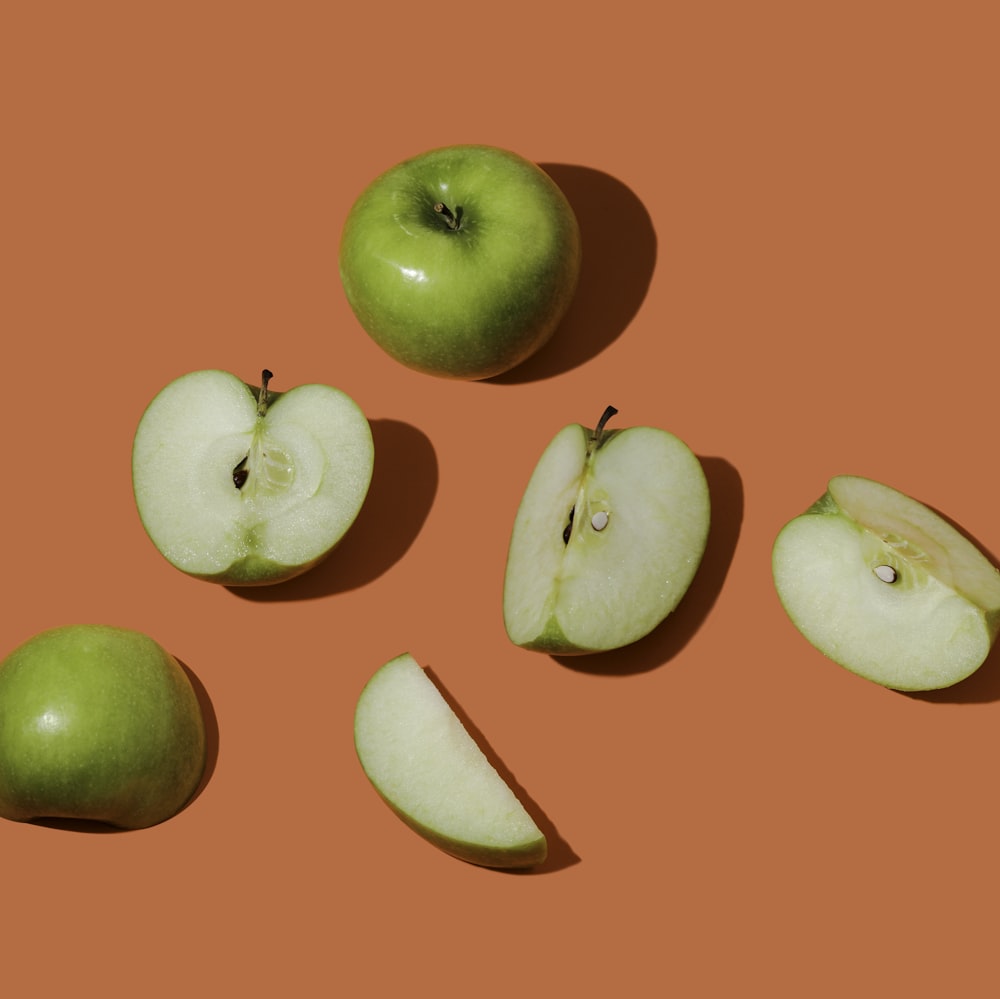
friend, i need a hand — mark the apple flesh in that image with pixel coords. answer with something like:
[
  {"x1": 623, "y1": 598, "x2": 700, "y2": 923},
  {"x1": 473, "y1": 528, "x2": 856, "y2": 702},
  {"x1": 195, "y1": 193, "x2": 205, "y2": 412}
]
[
  {"x1": 339, "y1": 144, "x2": 581, "y2": 380},
  {"x1": 772, "y1": 474, "x2": 1000, "y2": 690},
  {"x1": 503, "y1": 407, "x2": 711, "y2": 654},
  {"x1": 132, "y1": 369, "x2": 374, "y2": 585},
  {"x1": 354, "y1": 653, "x2": 547, "y2": 868},
  {"x1": 0, "y1": 625, "x2": 206, "y2": 829}
]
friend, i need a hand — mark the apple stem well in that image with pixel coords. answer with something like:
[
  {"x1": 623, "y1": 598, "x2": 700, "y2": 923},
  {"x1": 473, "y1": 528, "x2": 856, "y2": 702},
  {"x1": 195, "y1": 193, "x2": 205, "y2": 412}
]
[{"x1": 433, "y1": 202, "x2": 462, "y2": 231}]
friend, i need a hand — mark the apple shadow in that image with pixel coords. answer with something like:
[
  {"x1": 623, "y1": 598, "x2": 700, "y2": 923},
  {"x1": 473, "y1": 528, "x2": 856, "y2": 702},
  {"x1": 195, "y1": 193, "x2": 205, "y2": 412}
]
[
  {"x1": 424, "y1": 666, "x2": 580, "y2": 874},
  {"x1": 897, "y1": 504, "x2": 1000, "y2": 705},
  {"x1": 552, "y1": 456, "x2": 744, "y2": 676},
  {"x1": 229, "y1": 419, "x2": 438, "y2": 602},
  {"x1": 27, "y1": 657, "x2": 219, "y2": 834},
  {"x1": 487, "y1": 164, "x2": 657, "y2": 384}
]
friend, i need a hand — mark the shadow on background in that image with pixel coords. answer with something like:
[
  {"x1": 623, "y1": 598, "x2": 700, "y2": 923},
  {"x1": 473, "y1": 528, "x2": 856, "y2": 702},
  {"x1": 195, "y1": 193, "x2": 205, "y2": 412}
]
[
  {"x1": 489, "y1": 164, "x2": 657, "y2": 383},
  {"x1": 29, "y1": 657, "x2": 219, "y2": 833},
  {"x1": 553, "y1": 457, "x2": 743, "y2": 676},
  {"x1": 900, "y1": 503, "x2": 1000, "y2": 704},
  {"x1": 231, "y1": 419, "x2": 437, "y2": 602},
  {"x1": 425, "y1": 666, "x2": 580, "y2": 874}
]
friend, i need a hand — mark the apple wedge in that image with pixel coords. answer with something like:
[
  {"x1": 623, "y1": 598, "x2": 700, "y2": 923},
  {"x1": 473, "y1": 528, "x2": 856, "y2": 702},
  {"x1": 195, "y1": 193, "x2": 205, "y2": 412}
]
[
  {"x1": 772, "y1": 474, "x2": 1000, "y2": 690},
  {"x1": 132, "y1": 369, "x2": 374, "y2": 585},
  {"x1": 503, "y1": 407, "x2": 711, "y2": 654},
  {"x1": 354, "y1": 654, "x2": 547, "y2": 869}
]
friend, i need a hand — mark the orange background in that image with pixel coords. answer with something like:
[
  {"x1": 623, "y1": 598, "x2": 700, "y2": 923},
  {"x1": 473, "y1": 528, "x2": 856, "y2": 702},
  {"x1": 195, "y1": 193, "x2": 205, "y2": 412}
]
[{"x1": 3, "y1": 3, "x2": 999, "y2": 996}]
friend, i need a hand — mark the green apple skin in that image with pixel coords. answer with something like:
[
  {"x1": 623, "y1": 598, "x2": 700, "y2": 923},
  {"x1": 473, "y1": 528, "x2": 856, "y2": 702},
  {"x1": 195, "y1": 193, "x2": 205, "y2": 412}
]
[
  {"x1": 503, "y1": 408, "x2": 711, "y2": 655},
  {"x1": 354, "y1": 653, "x2": 547, "y2": 869},
  {"x1": 0, "y1": 625, "x2": 206, "y2": 829},
  {"x1": 132, "y1": 369, "x2": 374, "y2": 586},
  {"x1": 772, "y1": 475, "x2": 1000, "y2": 691},
  {"x1": 339, "y1": 144, "x2": 581, "y2": 380}
]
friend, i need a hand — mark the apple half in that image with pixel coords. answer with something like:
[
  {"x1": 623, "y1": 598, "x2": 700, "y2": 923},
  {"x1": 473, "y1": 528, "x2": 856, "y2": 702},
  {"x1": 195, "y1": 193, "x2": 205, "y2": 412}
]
[
  {"x1": 503, "y1": 407, "x2": 711, "y2": 654},
  {"x1": 772, "y1": 474, "x2": 1000, "y2": 690},
  {"x1": 354, "y1": 653, "x2": 547, "y2": 869},
  {"x1": 132, "y1": 369, "x2": 374, "y2": 585}
]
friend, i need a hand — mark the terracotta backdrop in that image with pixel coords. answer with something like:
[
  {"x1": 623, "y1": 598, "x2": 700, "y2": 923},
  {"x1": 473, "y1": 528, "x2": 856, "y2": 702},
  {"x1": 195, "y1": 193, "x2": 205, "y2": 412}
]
[{"x1": 3, "y1": 3, "x2": 999, "y2": 996}]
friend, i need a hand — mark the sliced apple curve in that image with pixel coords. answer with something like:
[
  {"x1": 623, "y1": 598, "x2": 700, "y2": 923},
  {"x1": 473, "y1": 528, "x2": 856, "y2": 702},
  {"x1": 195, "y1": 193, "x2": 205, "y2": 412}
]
[{"x1": 354, "y1": 653, "x2": 547, "y2": 868}]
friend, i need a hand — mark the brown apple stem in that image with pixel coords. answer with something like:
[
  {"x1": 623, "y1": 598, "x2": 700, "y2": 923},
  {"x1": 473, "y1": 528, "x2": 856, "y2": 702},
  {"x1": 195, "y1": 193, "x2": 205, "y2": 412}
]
[
  {"x1": 593, "y1": 405, "x2": 618, "y2": 442},
  {"x1": 257, "y1": 369, "x2": 273, "y2": 417},
  {"x1": 585, "y1": 405, "x2": 618, "y2": 458},
  {"x1": 434, "y1": 202, "x2": 461, "y2": 231}
]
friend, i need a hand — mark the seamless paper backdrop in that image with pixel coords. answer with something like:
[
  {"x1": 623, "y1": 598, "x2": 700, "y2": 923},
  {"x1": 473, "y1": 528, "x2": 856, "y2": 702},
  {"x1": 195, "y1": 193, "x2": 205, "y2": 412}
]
[{"x1": 2, "y1": 3, "x2": 999, "y2": 996}]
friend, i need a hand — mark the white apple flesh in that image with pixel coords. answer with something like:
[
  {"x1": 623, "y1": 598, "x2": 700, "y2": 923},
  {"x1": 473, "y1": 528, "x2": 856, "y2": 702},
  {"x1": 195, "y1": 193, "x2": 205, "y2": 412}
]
[
  {"x1": 503, "y1": 407, "x2": 711, "y2": 654},
  {"x1": 354, "y1": 653, "x2": 547, "y2": 869},
  {"x1": 132, "y1": 369, "x2": 374, "y2": 585},
  {"x1": 772, "y1": 474, "x2": 1000, "y2": 690}
]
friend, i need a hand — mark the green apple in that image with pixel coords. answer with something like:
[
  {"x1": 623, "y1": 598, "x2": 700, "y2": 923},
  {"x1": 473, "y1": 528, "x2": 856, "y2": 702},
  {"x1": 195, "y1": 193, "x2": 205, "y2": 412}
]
[
  {"x1": 339, "y1": 144, "x2": 581, "y2": 380},
  {"x1": 354, "y1": 653, "x2": 547, "y2": 868},
  {"x1": 132, "y1": 368, "x2": 374, "y2": 585},
  {"x1": 772, "y1": 474, "x2": 1000, "y2": 690},
  {"x1": 0, "y1": 625, "x2": 206, "y2": 829},
  {"x1": 503, "y1": 406, "x2": 711, "y2": 654}
]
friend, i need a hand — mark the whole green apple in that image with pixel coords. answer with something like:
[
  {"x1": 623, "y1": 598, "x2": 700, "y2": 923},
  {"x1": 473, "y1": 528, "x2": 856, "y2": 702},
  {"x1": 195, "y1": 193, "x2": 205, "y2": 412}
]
[
  {"x1": 339, "y1": 144, "x2": 582, "y2": 380},
  {"x1": 0, "y1": 624, "x2": 206, "y2": 829},
  {"x1": 132, "y1": 368, "x2": 374, "y2": 585},
  {"x1": 772, "y1": 474, "x2": 1000, "y2": 690}
]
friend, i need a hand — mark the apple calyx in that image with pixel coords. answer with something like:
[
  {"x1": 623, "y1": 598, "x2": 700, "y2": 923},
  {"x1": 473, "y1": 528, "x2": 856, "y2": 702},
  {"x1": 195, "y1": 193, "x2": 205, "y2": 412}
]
[{"x1": 433, "y1": 202, "x2": 463, "y2": 231}]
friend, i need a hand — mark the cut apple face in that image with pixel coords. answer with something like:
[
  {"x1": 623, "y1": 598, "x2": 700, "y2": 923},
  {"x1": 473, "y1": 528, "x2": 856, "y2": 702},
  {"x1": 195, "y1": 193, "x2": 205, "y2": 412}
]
[
  {"x1": 354, "y1": 653, "x2": 547, "y2": 869},
  {"x1": 772, "y1": 474, "x2": 1000, "y2": 690},
  {"x1": 132, "y1": 369, "x2": 374, "y2": 585},
  {"x1": 503, "y1": 407, "x2": 711, "y2": 654}
]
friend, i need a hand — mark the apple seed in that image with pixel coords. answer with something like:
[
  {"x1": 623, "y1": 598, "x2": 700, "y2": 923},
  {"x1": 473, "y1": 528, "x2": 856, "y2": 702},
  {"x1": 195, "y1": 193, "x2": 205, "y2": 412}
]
[
  {"x1": 232, "y1": 454, "x2": 250, "y2": 490},
  {"x1": 591, "y1": 511, "x2": 609, "y2": 532},
  {"x1": 874, "y1": 564, "x2": 898, "y2": 584},
  {"x1": 563, "y1": 506, "x2": 575, "y2": 544}
]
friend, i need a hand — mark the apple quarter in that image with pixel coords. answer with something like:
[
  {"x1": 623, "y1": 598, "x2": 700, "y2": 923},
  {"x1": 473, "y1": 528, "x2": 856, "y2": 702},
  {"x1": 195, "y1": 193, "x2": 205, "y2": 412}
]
[{"x1": 772, "y1": 475, "x2": 1000, "y2": 690}]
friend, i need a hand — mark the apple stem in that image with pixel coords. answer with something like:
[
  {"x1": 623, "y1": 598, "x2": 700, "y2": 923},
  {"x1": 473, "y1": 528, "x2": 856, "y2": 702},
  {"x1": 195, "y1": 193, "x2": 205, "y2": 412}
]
[
  {"x1": 257, "y1": 369, "x2": 273, "y2": 417},
  {"x1": 434, "y1": 202, "x2": 462, "y2": 231},
  {"x1": 589, "y1": 405, "x2": 618, "y2": 452}
]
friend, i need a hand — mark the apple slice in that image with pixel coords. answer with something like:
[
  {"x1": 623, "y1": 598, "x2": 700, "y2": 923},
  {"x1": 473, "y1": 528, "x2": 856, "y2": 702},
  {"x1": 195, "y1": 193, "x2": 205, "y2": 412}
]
[
  {"x1": 132, "y1": 369, "x2": 374, "y2": 585},
  {"x1": 772, "y1": 474, "x2": 1000, "y2": 690},
  {"x1": 354, "y1": 653, "x2": 547, "y2": 868},
  {"x1": 503, "y1": 407, "x2": 711, "y2": 654}
]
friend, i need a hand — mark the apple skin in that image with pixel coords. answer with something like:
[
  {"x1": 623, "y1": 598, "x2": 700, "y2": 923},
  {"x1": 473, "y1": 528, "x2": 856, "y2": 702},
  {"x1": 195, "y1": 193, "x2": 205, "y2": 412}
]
[
  {"x1": 339, "y1": 144, "x2": 581, "y2": 380},
  {"x1": 0, "y1": 625, "x2": 206, "y2": 829}
]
